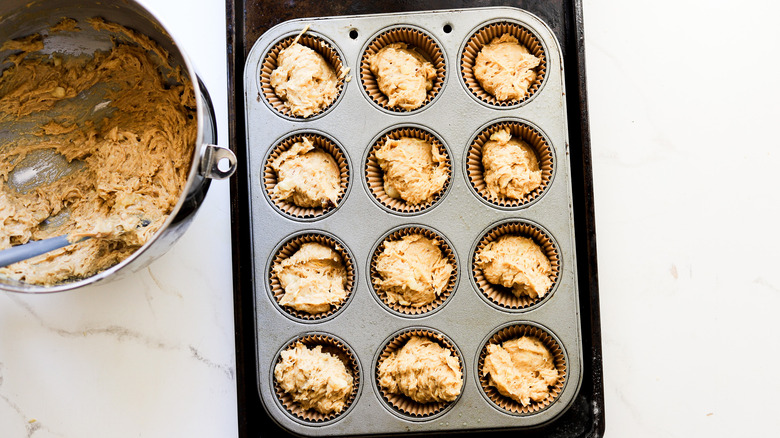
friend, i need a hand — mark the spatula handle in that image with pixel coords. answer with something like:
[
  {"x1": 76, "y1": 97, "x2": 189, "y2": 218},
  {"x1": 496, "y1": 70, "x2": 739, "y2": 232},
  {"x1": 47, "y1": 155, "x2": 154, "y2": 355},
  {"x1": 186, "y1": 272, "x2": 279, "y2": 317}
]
[{"x1": 0, "y1": 235, "x2": 87, "y2": 268}]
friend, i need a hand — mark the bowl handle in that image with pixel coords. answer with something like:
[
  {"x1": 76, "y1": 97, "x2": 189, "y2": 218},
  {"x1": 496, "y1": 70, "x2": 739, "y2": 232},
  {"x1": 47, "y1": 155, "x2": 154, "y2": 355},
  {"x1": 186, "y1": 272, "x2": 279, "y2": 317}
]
[{"x1": 200, "y1": 144, "x2": 237, "y2": 179}]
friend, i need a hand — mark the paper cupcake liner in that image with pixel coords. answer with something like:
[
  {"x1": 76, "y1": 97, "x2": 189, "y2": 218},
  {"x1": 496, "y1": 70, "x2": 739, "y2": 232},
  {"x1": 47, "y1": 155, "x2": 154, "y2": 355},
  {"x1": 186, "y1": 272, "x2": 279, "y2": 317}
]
[
  {"x1": 259, "y1": 33, "x2": 346, "y2": 119},
  {"x1": 472, "y1": 221, "x2": 560, "y2": 309},
  {"x1": 461, "y1": 21, "x2": 547, "y2": 106},
  {"x1": 375, "y1": 328, "x2": 463, "y2": 417},
  {"x1": 263, "y1": 133, "x2": 350, "y2": 219},
  {"x1": 467, "y1": 121, "x2": 553, "y2": 208},
  {"x1": 477, "y1": 324, "x2": 566, "y2": 415},
  {"x1": 365, "y1": 127, "x2": 451, "y2": 213},
  {"x1": 370, "y1": 226, "x2": 457, "y2": 315},
  {"x1": 269, "y1": 233, "x2": 355, "y2": 321},
  {"x1": 274, "y1": 334, "x2": 360, "y2": 423},
  {"x1": 360, "y1": 27, "x2": 445, "y2": 112}
]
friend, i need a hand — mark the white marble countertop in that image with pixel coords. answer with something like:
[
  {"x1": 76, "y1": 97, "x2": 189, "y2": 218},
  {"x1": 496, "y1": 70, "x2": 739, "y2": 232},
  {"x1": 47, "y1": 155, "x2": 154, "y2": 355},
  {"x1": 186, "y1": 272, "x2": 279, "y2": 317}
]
[{"x1": 2, "y1": 0, "x2": 780, "y2": 437}]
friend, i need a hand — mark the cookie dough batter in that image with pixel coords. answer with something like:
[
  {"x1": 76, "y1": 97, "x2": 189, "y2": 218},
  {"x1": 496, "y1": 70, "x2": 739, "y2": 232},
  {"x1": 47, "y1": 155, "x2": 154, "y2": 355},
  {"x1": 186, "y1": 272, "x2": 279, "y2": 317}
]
[
  {"x1": 378, "y1": 336, "x2": 462, "y2": 404},
  {"x1": 274, "y1": 242, "x2": 348, "y2": 314},
  {"x1": 375, "y1": 136, "x2": 448, "y2": 205},
  {"x1": 0, "y1": 18, "x2": 196, "y2": 285},
  {"x1": 474, "y1": 34, "x2": 541, "y2": 101},
  {"x1": 482, "y1": 336, "x2": 559, "y2": 406},
  {"x1": 374, "y1": 234, "x2": 452, "y2": 307},
  {"x1": 475, "y1": 235, "x2": 552, "y2": 299},
  {"x1": 482, "y1": 128, "x2": 542, "y2": 200},
  {"x1": 274, "y1": 342, "x2": 354, "y2": 415},
  {"x1": 270, "y1": 42, "x2": 338, "y2": 118},
  {"x1": 271, "y1": 137, "x2": 340, "y2": 209},
  {"x1": 368, "y1": 43, "x2": 436, "y2": 111}
]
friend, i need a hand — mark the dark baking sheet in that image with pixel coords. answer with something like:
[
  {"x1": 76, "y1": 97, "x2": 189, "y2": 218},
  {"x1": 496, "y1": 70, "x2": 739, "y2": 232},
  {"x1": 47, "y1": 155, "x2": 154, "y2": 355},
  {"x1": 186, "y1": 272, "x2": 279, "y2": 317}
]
[{"x1": 226, "y1": 1, "x2": 604, "y2": 437}]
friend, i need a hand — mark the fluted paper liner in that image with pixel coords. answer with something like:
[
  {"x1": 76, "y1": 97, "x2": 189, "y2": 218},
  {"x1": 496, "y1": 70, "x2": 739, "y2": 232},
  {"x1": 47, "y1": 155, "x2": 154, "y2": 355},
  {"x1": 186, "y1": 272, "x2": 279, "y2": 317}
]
[
  {"x1": 477, "y1": 324, "x2": 566, "y2": 415},
  {"x1": 375, "y1": 329, "x2": 463, "y2": 417},
  {"x1": 365, "y1": 127, "x2": 451, "y2": 213},
  {"x1": 270, "y1": 233, "x2": 355, "y2": 321},
  {"x1": 370, "y1": 227, "x2": 457, "y2": 315},
  {"x1": 461, "y1": 22, "x2": 546, "y2": 106},
  {"x1": 472, "y1": 221, "x2": 560, "y2": 309},
  {"x1": 260, "y1": 33, "x2": 346, "y2": 118},
  {"x1": 263, "y1": 133, "x2": 350, "y2": 219},
  {"x1": 360, "y1": 27, "x2": 445, "y2": 112},
  {"x1": 467, "y1": 121, "x2": 553, "y2": 208},
  {"x1": 274, "y1": 334, "x2": 360, "y2": 423}
]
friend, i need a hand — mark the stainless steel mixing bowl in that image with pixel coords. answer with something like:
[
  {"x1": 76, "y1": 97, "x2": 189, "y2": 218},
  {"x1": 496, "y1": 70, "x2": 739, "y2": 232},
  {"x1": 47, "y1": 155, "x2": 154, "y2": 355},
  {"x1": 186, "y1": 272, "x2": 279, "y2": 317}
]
[{"x1": 0, "y1": 0, "x2": 237, "y2": 293}]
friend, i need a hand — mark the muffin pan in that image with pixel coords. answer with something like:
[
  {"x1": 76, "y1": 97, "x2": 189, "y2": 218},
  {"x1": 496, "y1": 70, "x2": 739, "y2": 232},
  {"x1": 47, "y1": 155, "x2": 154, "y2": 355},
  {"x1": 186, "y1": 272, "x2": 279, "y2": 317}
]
[{"x1": 243, "y1": 7, "x2": 582, "y2": 436}]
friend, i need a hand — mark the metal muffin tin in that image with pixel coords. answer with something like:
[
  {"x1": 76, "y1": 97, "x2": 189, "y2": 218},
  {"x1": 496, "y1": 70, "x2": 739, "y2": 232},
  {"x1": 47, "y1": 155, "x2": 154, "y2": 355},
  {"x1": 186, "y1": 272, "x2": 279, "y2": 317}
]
[{"x1": 243, "y1": 6, "x2": 582, "y2": 436}]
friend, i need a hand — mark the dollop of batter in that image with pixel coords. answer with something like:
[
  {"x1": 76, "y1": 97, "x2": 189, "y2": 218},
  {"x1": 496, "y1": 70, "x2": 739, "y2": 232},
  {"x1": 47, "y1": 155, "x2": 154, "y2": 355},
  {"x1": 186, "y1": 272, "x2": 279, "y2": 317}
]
[
  {"x1": 374, "y1": 234, "x2": 452, "y2": 307},
  {"x1": 376, "y1": 136, "x2": 448, "y2": 205},
  {"x1": 274, "y1": 342, "x2": 354, "y2": 415},
  {"x1": 271, "y1": 137, "x2": 340, "y2": 209},
  {"x1": 0, "y1": 18, "x2": 196, "y2": 285},
  {"x1": 368, "y1": 43, "x2": 436, "y2": 111},
  {"x1": 475, "y1": 235, "x2": 552, "y2": 299},
  {"x1": 482, "y1": 128, "x2": 542, "y2": 200},
  {"x1": 482, "y1": 336, "x2": 559, "y2": 406},
  {"x1": 474, "y1": 34, "x2": 541, "y2": 101},
  {"x1": 378, "y1": 336, "x2": 462, "y2": 403},
  {"x1": 273, "y1": 242, "x2": 347, "y2": 314},
  {"x1": 270, "y1": 42, "x2": 338, "y2": 118}
]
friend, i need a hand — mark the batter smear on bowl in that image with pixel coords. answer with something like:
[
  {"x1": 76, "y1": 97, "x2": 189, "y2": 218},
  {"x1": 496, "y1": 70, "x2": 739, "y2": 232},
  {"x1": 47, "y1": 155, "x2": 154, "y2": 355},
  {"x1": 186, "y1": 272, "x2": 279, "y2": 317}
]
[{"x1": 0, "y1": 18, "x2": 196, "y2": 285}]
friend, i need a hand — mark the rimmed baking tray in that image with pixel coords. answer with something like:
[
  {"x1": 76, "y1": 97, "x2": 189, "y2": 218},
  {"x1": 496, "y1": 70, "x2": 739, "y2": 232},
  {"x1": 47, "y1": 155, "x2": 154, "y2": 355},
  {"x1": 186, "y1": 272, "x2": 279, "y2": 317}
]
[{"x1": 226, "y1": 1, "x2": 604, "y2": 437}]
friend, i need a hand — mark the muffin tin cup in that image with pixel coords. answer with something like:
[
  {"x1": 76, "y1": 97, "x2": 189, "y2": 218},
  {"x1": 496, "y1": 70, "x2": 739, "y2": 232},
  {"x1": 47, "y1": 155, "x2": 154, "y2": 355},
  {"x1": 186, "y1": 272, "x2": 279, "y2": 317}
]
[
  {"x1": 466, "y1": 119, "x2": 555, "y2": 208},
  {"x1": 244, "y1": 7, "x2": 583, "y2": 437},
  {"x1": 262, "y1": 132, "x2": 350, "y2": 220},
  {"x1": 375, "y1": 328, "x2": 464, "y2": 419},
  {"x1": 272, "y1": 333, "x2": 362, "y2": 423},
  {"x1": 268, "y1": 232, "x2": 356, "y2": 321},
  {"x1": 477, "y1": 323, "x2": 567, "y2": 415},
  {"x1": 365, "y1": 126, "x2": 452, "y2": 214},
  {"x1": 461, "y1": 20, "x2": 547, "y2": 107},
  {"x1": 369, "y1": 225, "x2": 458, "y2": 316},
  {"x1": 472, "y1": 220, "x2": 561, "y2": 310},
  {"x1": 259, "y1": 31, "x2": 347, "y2": 119},
  {"x1": 360, "y1": 26, "x2": 446, "y2": 113}
]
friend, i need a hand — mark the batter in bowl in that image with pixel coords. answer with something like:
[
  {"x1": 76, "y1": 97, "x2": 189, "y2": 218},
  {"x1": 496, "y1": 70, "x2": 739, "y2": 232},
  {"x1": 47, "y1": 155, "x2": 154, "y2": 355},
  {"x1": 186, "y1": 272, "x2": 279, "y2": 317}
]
[{"x1": 0, "y1": 18, "x2": 196, "y2": 285}]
